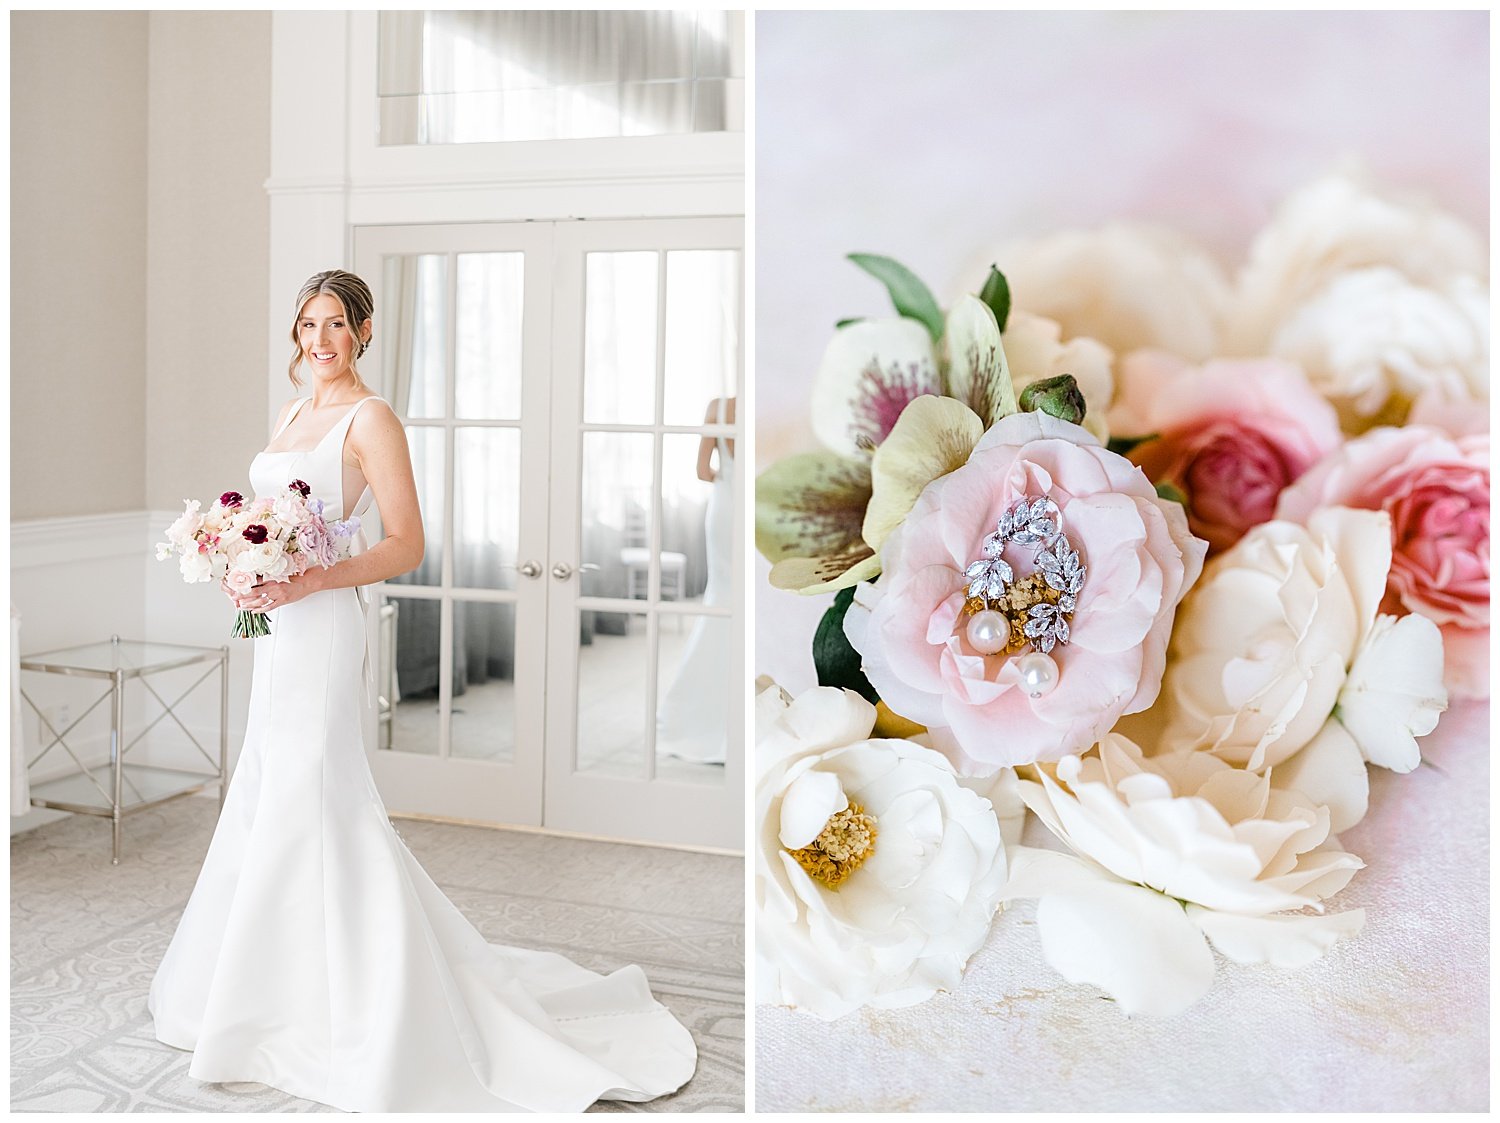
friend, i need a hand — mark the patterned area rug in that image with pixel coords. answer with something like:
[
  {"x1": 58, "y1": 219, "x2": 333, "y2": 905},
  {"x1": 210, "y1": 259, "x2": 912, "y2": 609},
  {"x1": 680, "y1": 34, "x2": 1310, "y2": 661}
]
[{"x1": 11, "y1": 799, "x2": 745, "y2": 1112}]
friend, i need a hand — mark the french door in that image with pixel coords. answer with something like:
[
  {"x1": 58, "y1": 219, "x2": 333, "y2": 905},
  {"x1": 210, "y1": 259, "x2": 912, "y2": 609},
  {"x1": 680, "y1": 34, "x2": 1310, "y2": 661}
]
[{"x1": 353, "y1": 218, "x2": 743, "y2": 850}]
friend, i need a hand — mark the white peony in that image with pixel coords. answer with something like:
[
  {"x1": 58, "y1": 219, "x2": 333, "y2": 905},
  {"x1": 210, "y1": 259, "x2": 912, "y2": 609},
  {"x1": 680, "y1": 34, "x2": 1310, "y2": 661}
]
[
  {"x1": 177, "y1": 549, "x2": 212, "y2": 583},
  {"x1": 165, "y1": 500, "x2": 204, "y2": 547},
  {"x1": 1004, "y1": 736, "x2": 1366, "y2": 1017},
  {"x1": 983, "y1": 222, "x2": 1232, "y2": 362},
  {"x1": 755, "y1": 684, "x2": 1015, "y2": 1020},
  {"x1": 1267, "y1": 268, "x2": 1488, "y2": 432},
  {"x1": 235, "y1": 542, "x2": 290, "y2": 580},
  {"x1": 1149, "y1": 507, "x2": 1447, "y2": 831},
  {"x1": 1225, "y1": 169, "x2": 1486, "y2": 356}
]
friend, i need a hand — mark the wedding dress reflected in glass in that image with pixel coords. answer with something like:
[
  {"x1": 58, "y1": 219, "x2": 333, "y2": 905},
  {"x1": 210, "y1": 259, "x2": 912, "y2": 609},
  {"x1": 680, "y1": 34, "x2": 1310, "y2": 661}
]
[
  {"x1": 656, "y1": 434, "x2": 732, "y2": 765},
  {"x1": 147, "y1": 396, "x2": 696, "y2": 1112}
]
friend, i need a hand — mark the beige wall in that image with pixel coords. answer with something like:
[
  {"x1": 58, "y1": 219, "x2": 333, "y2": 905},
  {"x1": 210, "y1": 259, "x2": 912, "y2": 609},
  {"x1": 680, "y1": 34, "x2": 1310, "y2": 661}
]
[
  {"x1": 11, "y1": 12, "x2": 149, "y2": 519},
  {"x1": 145, "y1": 11, "x2": 272, "y2": 511},
  {"x1": 10, "y1": 12, "x2": 272, "y2": 521}
]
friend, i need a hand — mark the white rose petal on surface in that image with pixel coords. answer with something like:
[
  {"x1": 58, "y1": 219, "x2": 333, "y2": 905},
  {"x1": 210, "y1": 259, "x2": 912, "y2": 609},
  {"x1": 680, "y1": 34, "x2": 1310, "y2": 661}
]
[
  {"x1": 756, "y1": 684, "x2": 1009, "y2": 1021},
  {"x1": 1037, "y1": 872, "x2": 1216, "y2": 1019},
  {"x1": 1006, "y1": 736, "x2": 1365, "y2": 1015},
  {"x1": 1187, "y1": 905, "x2": 1365, "y2": 969}
]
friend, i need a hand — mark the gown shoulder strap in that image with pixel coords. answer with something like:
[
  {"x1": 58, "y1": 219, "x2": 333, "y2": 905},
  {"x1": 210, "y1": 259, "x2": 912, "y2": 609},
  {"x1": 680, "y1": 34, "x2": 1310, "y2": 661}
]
[
  {"x1": 272, "y1": 397, "x2": 311, "y2": 439},
  {"x1": 327, "y1": 396, "x2": 385, "y2": 453}
]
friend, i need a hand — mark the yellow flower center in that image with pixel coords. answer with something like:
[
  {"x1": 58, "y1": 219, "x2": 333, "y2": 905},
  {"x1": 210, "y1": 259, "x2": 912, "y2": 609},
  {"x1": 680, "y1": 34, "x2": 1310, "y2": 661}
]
[
  {"x1": 964, "y1": 572, "x2": 1062, "y2": 656},
  {"x1": 788, "y1": 801, "x2": 878, "y2": 889}
]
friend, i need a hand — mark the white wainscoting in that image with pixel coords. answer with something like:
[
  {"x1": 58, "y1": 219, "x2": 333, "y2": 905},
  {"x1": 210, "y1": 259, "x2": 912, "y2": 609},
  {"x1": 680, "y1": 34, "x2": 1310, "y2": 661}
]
[{"x1": 11, "y1": 511, "x2": 253, "y2": 836}]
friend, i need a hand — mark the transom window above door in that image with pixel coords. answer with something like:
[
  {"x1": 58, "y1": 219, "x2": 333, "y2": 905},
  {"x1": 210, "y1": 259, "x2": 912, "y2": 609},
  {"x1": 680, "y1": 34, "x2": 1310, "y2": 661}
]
[{"x1": 377, "y1": 10, "x2": 746, "y2": 146}]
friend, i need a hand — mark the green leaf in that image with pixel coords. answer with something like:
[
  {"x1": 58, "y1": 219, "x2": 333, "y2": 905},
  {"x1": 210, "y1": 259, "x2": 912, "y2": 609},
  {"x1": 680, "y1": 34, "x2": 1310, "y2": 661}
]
[
  {"x1": 1107, "y1": 433, "x2": 1157, "y2": 457},
  {"x1": 813, "y1": 586, "x2": 880, "y2": 704},
  {"x1": 847, "y1": 253, "x2": 944, "y2": 342},
  {"x1": 834, "y1": 317, "x2": 863, "y2": 329},
  {"x1": 1155, "y1": 480, "x2": 1189, "y2": 509},
  {"x1": 978, "y1": 265, "x2": 1011, "y2": 332},
  {"x1": 1018, "y1": 373, "x2": 1087, "y2": 425}
]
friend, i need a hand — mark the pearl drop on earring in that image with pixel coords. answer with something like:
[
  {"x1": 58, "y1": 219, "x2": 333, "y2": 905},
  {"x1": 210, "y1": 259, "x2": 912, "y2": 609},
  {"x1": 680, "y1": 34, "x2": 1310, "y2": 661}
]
[
  {"x1": 1017, "y1": 651, "x2": 1059, "y2": 697},
  {"x1": 965, "y1": 609, "x2": 1010, "y2": 655}
]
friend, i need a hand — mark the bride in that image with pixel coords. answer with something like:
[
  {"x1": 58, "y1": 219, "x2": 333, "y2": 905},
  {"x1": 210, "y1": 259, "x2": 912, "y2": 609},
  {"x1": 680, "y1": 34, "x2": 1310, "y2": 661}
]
[{"x1": 147, "y1": 270, "x2": 698, "y2": 1112}]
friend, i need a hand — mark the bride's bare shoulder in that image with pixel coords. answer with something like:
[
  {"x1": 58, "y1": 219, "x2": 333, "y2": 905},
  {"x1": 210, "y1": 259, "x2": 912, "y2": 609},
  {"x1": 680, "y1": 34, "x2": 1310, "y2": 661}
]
[{"x1": 345, "y1": 397, "x2": 403, "y2": 460}]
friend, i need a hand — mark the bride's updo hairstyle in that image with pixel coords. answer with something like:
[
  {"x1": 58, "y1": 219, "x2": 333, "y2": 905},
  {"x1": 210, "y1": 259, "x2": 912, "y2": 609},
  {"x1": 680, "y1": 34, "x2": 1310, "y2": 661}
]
[{"x1": 288, "y1": 269, "x2": 375, "y2": 387}]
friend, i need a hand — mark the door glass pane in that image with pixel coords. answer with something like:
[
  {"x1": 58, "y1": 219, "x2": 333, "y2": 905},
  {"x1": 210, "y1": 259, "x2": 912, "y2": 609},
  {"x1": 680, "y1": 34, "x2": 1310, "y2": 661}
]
[
  {"x1": 379, "y1": 254, "x2": 447, "y2": 419},
  {"x1": 450, "y1": 600, "x2": 516, "y2": 763},
  {"x1": 583, "y1": 252, "x2": 658, "y2": 425},
  {"x1": 454, "y1": 427, "x2": 520, "y2": 590},
  {"x1": 455, "y1": 252, "x2": 523, "y2": 420},
  {"x1": 663, "y1": 250, "x2": 740, "y2": 425},
  {"x1": 656, "y1": 611, "x2": 730, "y2": 784},
  {"x1": 575, "y1": 609, "x2": 650, "y2": 777},
  {"x1": 389, "y1": 426, "x2": 444, "y2": 587},
  {"x1": 660, "y1": 433, "x2": 712, "y2": 607},
  {"x1": 390, "y1": 422, "x2": 441, "y2": 587},
  {"x1": 382, "y1": 593, "x2": 440, "y2": 756},
  {"x1": 581, "y1": 431, "x2": 655, "y2": 599}
]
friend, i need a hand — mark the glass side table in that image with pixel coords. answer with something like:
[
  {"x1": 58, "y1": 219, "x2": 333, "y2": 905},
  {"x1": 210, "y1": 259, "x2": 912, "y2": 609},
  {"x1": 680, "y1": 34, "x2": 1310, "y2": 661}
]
[{"x1": 20, "y1": 635, "x2": 229, "y2": 864}]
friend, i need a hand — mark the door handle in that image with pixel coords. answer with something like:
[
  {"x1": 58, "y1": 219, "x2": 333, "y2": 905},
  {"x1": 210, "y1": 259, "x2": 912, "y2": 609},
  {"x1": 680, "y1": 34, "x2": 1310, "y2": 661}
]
[
  {"x1": 518, "y1": 560, "x2": 542, "y2": 579},
  {"x1": 551, "y1": 563, "x2": 572, "y2": 580}
]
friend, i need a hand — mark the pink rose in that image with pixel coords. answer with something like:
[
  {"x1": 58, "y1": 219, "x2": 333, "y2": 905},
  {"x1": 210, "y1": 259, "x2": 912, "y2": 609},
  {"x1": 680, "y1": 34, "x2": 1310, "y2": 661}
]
[
  {"x1": 1110, "y1": 352, "x2": 1343, "y2": 554},
  {"x1": 1277, "y1": 426, "x2": 1489, "y2": 698},
  {"x1": 845, "y1": 411, "x2": 1207, "y2": 771},
  {"x1": 225, "y1": 569, "x2": 257, "y2": 595}
]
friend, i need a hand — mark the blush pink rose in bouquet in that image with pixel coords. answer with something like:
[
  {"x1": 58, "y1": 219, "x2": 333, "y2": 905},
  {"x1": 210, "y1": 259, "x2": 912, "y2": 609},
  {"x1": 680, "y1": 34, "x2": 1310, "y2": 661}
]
[
  {"x1": 844, "y1": 411, "x2": 1207, "y2": 772},
  {"x1": 1277, "y1": 426, "x2": 1489, "y2": 699},
  {"x1": 1109, "y1": 352, "x2": 1343, "y2": 555}
]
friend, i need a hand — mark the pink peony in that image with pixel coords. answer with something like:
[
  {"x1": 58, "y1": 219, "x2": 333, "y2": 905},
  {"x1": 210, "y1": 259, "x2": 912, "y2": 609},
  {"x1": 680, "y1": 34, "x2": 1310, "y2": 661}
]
[
  {"x1": 1110, "y1": 352, "x2": 1343, "y2": 554},
  {"x1": 845, "y1": 411, "x2": 1207, "y2": 771},
  {"x1": 1277, "y1": 426, "x2": 1489, "y2": 698}
]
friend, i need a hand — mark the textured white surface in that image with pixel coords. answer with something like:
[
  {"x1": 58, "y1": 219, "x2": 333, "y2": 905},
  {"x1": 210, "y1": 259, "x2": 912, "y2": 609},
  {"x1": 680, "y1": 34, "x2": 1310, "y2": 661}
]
[
  {"x1": 753, "y1": 10, "x2": 1488, "y2": 1111},
  {"x1": 755, "y1": 702, "x2": 1488, "y2": 1112}
]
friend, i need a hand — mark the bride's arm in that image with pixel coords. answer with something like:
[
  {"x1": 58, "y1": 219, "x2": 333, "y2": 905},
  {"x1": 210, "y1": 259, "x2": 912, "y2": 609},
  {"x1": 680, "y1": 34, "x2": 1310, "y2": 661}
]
[
  {"x1": 302, "y1": 401, "x2": 424, "y2": 592},
  {"x1": 231, "y1": 402, "x2": 423, "y2": 609}
]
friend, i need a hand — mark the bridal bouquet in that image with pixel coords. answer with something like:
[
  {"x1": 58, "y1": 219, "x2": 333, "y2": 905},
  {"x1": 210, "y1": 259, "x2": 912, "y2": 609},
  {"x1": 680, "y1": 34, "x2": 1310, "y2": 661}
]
[
  {"x1": 156, "y1": 481, "x2": 360, "y2": 638},
  {"x1": 755, "y1": 171, "x2": 1485, "y2": 1018}
]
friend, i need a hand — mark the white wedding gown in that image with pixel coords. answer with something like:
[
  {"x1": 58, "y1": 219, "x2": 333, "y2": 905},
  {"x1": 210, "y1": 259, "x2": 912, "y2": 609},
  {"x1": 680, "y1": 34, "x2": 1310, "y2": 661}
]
[
  {"x1": 148, "y1": 396, "x2": 697, "y2": 1113},
  {"x1": 655, "y1": 438, "x2": 732, "y2": 764}
]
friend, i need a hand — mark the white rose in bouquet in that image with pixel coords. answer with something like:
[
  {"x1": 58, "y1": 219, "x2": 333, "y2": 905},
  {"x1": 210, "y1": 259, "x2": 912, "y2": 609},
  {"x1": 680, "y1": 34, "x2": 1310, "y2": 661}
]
[
  {"x1": 756, "y1": 684, "x2": 1014, "y2": 1020},
  {"x1": 236, "y1": 541, "x2": 291, "y2": 581},
  {"x1": 1005, "y1": 736, "x2": 1366, "y2": 1017},
  {"x1": 984, "y1": 222, "x2": 1232, "y2": 362},
  {"x1": 1225, "y1": 169, "x2": 1486, "y2": 357},
  {"x1": 1149, "y1": 507, "x2": 1447, "y2": 831},
  {"x1": 1267, "y1": 268, "x2": 1487, "y2": 432}
]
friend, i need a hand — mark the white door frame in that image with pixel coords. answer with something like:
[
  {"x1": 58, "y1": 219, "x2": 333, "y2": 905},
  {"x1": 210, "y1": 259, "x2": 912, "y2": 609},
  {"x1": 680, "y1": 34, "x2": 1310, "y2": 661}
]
[
  {"x1": 354, "y1": 222, "x2": 555, "y2": 826},
  {"x1": 545, "y1": 216, "x2": 745, "y2": 850}
]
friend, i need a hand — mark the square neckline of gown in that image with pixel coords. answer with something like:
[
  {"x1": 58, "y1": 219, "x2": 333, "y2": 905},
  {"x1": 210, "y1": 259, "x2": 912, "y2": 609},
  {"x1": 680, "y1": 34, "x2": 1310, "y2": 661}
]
[{"x1": 257, "y1": 396, "x2": 383, "y2": 458}]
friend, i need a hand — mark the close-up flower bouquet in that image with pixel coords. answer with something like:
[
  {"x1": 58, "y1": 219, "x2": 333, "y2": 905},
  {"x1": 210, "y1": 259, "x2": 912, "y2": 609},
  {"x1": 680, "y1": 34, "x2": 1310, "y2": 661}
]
[
  {"x1": 155, "y1": 482, "x2": 360, "y2": 638},
  {"x1": 756, "y1": 167, "x2": 1484, "y2": 1024}
]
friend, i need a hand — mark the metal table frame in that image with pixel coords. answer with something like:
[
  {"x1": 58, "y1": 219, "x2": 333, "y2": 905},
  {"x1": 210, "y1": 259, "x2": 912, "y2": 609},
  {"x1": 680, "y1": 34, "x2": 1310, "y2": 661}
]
[{"x1": 20, "y1": 634, "x2": 229, "y2": 864}]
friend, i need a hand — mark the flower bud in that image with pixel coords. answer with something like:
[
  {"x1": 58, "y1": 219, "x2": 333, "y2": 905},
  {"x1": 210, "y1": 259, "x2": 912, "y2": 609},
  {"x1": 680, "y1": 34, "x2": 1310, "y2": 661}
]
[{"x1": 1018, "y1": 373, "x2": 1087, "y2": 425}]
